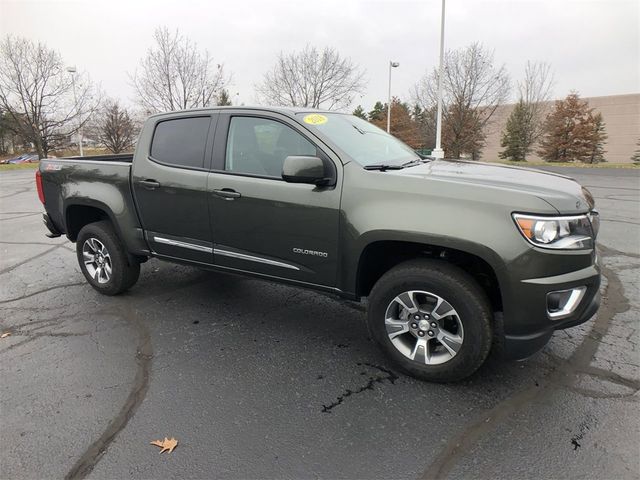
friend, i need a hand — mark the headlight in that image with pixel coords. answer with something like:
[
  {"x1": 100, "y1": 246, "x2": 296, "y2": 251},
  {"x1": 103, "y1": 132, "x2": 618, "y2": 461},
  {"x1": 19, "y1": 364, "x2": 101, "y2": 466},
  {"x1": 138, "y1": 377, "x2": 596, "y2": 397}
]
[{"x1": 513, "y1": 213, "x2": 594, "y2": 250}]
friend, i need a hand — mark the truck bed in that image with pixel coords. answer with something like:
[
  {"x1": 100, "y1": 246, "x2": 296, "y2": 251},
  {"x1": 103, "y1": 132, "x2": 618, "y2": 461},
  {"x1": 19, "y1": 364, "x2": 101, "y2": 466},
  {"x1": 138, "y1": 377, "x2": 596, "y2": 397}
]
[{"x1": 40, "y1": 155, "x2": 144, "y2": 252}]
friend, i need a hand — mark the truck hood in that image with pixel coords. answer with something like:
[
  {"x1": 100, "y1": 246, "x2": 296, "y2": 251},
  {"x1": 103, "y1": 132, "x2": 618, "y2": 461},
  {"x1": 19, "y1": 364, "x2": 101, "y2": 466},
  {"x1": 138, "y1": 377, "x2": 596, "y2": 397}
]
[{"x1": 394, "y1": 159, "x2": 594, "y2": 214}]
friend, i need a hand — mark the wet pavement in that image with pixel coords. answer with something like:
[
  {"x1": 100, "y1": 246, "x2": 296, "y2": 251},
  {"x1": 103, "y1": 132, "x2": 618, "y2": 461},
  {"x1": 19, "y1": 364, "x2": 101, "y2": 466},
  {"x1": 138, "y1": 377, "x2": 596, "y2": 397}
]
[{"x1": 1, "y1": 166, "x2": 638, "y2": 479}]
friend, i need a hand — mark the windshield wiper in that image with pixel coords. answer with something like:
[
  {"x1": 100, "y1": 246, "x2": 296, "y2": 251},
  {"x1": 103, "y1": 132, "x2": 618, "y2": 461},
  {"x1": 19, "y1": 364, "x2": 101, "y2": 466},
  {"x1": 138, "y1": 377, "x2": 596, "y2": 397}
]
[
  {"x1": 352, "y1": 124, "x2": 366, "y2": 135},
  {"x1": 402, "y1": 159, "x2": 426, "y2": 167},
  {"x1": 363, "y1": 164, "x2": 405, "y2": 171}
]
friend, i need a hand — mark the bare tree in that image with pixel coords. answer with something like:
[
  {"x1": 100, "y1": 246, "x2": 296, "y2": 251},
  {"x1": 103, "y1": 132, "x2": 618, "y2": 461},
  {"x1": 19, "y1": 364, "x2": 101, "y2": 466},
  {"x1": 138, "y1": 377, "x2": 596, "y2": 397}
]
[
  {"x1": 519, "y1": 61, "x2": 554, "y2": 146},
  {"x1": 0, "y1": 35, "x2": 100, "y2": 158},
  {"x1": 131, "y1": 27, "x2": 229, "y2": 113},
  {"x1": 93, "y1": 100, "x2": 139, "y2": 153},
  {"x1": 255, "y1": 45, "x2": 366, "y2": 110},
  {"x1": 412, "y1": 42, "x2": 510, "y2": 158},
  {"x1": 499, "y1": 61, "x2": 554, "y2": 160}
]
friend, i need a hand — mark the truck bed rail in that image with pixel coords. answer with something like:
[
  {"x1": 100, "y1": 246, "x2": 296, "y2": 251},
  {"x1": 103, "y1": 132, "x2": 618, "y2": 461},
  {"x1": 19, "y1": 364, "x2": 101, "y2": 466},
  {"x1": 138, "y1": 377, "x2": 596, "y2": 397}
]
[{"x1": 56, "y1": 153, "x2": 134, "y2": 163}]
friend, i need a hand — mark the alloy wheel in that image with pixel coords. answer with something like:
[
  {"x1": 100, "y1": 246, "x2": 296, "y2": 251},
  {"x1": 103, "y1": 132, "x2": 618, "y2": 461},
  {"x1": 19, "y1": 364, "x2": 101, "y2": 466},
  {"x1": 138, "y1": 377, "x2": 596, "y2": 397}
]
[
  {"x1": 82, "y1": 237, "x2": 112, "y2": 284},
  {"x1": 385, "y1": 290, "x2": 464, "y2": 365}
]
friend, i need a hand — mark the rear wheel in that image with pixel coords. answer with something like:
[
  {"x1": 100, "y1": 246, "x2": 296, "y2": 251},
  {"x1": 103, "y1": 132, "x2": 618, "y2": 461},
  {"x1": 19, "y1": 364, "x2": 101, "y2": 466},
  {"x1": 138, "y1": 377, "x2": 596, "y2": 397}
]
[
  {"x1": 367, "y1": 259, "x2": 493, "y2": 382},
  {"x1": 76, "y1": 221, "x2": 140, "y2": 295}
]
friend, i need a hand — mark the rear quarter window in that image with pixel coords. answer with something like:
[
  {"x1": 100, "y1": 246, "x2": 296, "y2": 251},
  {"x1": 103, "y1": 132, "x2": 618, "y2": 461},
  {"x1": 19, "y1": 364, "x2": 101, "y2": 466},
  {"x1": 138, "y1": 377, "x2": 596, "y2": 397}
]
[{"x1": 150, "y1": 116, "x2": 211, "y2": 169}]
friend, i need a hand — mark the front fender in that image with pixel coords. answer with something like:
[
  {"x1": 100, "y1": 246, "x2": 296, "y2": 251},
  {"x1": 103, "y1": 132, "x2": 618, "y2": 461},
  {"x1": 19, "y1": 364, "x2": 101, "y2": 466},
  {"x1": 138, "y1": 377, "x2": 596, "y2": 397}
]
[{"x1": 340, "y1": 229, "x2": 508, "y2": 297}]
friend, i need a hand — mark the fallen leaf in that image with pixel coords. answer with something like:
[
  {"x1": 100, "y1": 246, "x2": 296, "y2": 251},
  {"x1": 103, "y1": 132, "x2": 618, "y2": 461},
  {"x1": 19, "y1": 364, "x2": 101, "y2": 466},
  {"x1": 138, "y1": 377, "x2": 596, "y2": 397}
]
[
  {"x1": 150, "y1": 437, "x2": 178, "y2": 454},
  {"x1": 0, "y1": 332, "x2": 11, "y2": 339}
]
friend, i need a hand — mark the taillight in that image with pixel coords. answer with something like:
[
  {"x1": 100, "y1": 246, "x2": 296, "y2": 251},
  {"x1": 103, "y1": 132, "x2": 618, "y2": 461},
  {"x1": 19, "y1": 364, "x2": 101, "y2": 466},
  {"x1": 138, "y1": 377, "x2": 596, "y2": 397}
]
[{"x1": 36, "y1": 169, "x2": 45, "y2": 204}]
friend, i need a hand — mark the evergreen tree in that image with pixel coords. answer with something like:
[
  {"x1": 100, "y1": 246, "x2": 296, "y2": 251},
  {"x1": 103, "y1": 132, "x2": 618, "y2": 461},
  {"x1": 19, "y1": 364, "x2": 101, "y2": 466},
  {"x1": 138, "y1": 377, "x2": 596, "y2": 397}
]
[
  {"x1": 352, "y1": 105, "x2": 367, "y2": 120},
  {"x1": 632, "y1": 139, "x2": 640, "y2": 164},
  {"x1": 499, "y1": 100, "x2": 530, "y2": 161},
  {"x1": 217, "y1": 89, "x2": 233, "y2": 106},
  {"x1": 368, "y1": 101, "x2": 385, "y2": 121},
  {"x1": 587, "y1": 113, "x2": 607, "y2": 163}
]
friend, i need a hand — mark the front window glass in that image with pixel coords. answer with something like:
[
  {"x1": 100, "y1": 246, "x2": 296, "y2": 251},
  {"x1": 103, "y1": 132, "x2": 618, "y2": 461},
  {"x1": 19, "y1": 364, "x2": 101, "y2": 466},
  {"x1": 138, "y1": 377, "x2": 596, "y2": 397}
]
[
  {"x1": 296, "y1": 113, "x2": 419, "y2": 167},
  {"x1": 225, "y1": 117, "x2": 317, "y2": 177}
]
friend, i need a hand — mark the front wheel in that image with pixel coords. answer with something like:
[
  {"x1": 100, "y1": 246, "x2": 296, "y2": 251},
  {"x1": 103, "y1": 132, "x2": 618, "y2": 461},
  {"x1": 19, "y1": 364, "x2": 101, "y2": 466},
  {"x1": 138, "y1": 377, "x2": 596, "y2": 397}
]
[
  {"x1": 76, "y1": 221, "x2": 140, "y2": 295},
  {"x1": 367, "y1": 259, "x2": 493, "y2": 382}
]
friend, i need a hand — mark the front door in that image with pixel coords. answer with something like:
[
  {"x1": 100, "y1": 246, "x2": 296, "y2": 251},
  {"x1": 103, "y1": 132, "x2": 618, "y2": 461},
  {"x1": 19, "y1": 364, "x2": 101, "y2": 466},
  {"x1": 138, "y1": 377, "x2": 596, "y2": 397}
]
[
  {"x1": 207, "y1": 112, "x2": 341, "y2": 287},
  {"x1": 132, "y1": 113, "x2": 216, "y2": 264}
]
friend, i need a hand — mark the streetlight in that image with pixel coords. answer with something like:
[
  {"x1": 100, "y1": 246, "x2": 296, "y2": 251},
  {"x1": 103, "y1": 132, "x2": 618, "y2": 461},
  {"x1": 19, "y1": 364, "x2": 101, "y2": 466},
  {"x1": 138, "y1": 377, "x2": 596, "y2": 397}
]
[
  {"x1": 66, "y1": 66, "x2": 83, "y2": 156},
  {"x1": 387, "y1": 61, "x2": 399, "y2": 133},
  {"x1": 432, "y1": 0, "x2": 446, "y2": 159}
]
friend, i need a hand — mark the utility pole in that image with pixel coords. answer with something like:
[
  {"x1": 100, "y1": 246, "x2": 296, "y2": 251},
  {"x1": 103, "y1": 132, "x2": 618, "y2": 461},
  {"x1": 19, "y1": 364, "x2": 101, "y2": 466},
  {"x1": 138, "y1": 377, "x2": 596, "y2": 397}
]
[
  {"x1": 387, "y1": 61, "x2": 399, "y2": 133},
  {"x1": 432, "y1": 0, "x2": 446, "y2": 159},
  {"x1": 66, "y1": 66, "x2": 83, "y2": 156}
]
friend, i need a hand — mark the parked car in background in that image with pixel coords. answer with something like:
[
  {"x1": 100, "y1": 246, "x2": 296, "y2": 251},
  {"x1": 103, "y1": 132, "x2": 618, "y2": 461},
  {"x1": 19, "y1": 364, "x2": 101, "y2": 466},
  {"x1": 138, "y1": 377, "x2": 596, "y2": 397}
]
[
  {"x1": 6, "y1": 154, "x2": 39, "y2": 164},
  {"x1": 1, "y1": 154, "x2": 29, "y2": 164}
]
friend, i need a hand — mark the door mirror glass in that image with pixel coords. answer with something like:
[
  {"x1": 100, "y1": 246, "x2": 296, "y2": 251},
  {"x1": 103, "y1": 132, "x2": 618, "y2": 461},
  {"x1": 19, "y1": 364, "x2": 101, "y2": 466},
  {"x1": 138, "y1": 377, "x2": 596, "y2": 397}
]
[{"x1": 282, "y1": 156, "x2": 329, "y2": 185}]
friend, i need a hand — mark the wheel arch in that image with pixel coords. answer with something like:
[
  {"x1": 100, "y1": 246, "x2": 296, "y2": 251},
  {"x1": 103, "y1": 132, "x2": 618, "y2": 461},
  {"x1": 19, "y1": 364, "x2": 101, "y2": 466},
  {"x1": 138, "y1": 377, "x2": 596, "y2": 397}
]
[
  {"x1": 64, "y1": 199, "x2": 119, "y2": 242},
  {"x1": 352, "y1": 234, "x2": 506, "y2": 313}
]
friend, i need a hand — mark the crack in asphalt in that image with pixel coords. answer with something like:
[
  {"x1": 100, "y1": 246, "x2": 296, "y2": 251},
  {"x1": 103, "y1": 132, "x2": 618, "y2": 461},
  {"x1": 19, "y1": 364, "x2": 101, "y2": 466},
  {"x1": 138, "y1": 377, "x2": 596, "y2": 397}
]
[
  {"x1": 420, "y1": 248, "x2": 631, "y2": 480},
  {"x1": 65, "y1": 301, "x2": 152, "y2": 480},
  {"x1": 0, "y1": 281, "x2": 85, "y2": 304},
  {"x1": 321, "y1": 363, "x2": 399, "y2": 413},
  {"x1": 569, "y1": 419, "x2": 594, "y2": 450}
]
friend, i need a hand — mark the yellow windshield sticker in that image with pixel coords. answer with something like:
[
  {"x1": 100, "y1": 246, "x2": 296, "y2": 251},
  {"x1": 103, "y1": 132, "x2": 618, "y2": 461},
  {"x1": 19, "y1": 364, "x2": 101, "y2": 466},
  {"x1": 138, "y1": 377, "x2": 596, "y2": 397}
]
[{"x1": 303, "y1": 114, "x2": 328, "y2": 125}]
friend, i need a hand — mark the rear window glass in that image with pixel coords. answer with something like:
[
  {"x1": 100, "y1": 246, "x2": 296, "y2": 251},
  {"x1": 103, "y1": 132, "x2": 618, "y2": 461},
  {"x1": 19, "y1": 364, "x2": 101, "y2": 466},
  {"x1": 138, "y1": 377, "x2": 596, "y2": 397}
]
[{"x1": 150, "y1": 116, "x2": 211, "y2": 168}]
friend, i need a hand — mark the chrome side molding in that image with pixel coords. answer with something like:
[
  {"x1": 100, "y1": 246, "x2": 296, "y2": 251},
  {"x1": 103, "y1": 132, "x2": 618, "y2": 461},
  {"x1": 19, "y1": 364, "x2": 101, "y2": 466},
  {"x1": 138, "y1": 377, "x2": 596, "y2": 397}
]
[
  {"x1": 153, "y1": 236, "x2": 213, "y2": 253},
  {"x1": 152, "y1": 236, "x2": 300, "y2": 271},
  {"x1": 214, "y1": 248, "x2": 300, "y2": 271}
]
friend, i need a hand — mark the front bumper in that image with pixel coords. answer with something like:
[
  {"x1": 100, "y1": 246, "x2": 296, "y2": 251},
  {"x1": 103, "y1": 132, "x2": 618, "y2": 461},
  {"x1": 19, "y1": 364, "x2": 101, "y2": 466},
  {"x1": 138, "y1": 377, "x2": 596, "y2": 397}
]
[{"x1": 500, "y1": 258, "x2": 601, "y2": 360}]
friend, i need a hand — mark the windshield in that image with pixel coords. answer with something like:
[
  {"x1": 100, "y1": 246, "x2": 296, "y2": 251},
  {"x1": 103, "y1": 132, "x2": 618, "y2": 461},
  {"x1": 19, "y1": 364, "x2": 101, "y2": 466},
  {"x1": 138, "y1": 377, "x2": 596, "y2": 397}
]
[{"x1": 296, "y1": 113, "x2": 421, "y2": 167}]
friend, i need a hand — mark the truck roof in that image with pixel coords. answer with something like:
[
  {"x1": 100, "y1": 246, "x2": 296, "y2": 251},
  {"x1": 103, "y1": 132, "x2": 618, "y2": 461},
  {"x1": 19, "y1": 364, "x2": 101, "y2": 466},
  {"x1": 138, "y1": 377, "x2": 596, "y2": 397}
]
[{"x1": 147, "y1": 105, "x2": 343, "y2": 119}]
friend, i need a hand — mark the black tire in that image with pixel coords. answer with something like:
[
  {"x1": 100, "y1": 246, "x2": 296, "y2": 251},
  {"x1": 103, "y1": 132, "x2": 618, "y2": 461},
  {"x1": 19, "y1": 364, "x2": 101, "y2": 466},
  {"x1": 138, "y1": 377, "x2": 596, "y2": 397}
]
[
  {"x1": 76, "y1": 221, "x2": 140, "y2": 296},
  {"x1": 367, "y1": 259, "x2": 492, "y2": 382}
]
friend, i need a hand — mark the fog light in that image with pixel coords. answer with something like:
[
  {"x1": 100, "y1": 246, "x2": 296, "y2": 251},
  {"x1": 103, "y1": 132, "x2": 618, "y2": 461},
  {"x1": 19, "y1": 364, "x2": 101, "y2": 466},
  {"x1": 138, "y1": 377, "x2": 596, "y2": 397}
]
[{"x1": 547, "y1": 287, "x2": 587, "y2": 320}]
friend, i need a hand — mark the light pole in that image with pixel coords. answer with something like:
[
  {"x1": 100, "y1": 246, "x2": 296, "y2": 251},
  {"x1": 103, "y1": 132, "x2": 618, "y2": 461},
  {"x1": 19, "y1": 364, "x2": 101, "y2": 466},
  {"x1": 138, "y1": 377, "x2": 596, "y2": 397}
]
[
  {"x1": 432, "y1": 0, "x2": 446, "y2": 159},
  {"x1": 387, "y1": 61, "x2": 399, "y2": 133},
  {"x1": 66, "y1": 66, "x2": 83, "y2": 156}
]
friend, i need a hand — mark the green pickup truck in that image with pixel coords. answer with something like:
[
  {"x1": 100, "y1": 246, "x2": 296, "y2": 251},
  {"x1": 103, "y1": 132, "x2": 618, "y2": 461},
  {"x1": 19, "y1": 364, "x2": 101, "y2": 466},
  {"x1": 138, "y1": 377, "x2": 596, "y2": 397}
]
[{"x1": 37, "y1": 107, "x2": 601, "y2": 382}]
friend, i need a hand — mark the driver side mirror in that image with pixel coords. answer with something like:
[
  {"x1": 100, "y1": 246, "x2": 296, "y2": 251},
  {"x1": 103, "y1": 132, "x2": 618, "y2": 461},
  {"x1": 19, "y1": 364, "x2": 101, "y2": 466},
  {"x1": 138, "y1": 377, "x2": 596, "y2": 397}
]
[{"x1": 282, "y1": 156, "x2": 331, "y2": 186}]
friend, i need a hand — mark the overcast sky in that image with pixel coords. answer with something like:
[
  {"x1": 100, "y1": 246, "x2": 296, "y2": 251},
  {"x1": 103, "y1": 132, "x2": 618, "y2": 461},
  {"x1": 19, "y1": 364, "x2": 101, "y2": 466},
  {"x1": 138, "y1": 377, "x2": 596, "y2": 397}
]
[{"x1": 1, "y1": 0, "x2": 638, "y2": 111}]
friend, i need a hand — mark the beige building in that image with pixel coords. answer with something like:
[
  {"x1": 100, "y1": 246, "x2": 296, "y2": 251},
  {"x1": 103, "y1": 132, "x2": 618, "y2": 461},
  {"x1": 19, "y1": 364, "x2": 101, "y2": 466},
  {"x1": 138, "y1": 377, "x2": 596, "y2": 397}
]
[{"x1": 482, "y1": 93, "x2": 640, "y2": 163}]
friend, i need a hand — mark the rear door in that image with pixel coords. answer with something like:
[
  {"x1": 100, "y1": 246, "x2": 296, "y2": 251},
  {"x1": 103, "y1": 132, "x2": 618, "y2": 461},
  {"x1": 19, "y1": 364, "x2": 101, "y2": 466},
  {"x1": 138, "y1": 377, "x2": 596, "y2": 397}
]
[
  {"x1": 207, "y1": 111, "x2": 342, "y2": 287},
  {"x1": 132, "y1": 112, "x2": 217, "y2": 264}
]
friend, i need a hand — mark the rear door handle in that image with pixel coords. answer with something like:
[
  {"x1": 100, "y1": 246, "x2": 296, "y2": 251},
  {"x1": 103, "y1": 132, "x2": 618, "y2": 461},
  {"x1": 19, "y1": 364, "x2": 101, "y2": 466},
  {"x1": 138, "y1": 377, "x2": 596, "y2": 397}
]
[
  {"x1": 138, "y1": 179, "x2": 161, "y2": 190},
  {"x1": 212, "y1": 189, "x2": 241, "y2": 200}
]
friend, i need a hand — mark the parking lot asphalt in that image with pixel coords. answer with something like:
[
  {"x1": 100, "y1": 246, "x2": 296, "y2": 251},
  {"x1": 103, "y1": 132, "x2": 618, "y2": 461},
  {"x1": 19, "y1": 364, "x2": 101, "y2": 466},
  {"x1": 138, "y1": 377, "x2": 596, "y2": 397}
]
[{"x1": 1, "y1": 166, "x2": 639, "y2": 479}]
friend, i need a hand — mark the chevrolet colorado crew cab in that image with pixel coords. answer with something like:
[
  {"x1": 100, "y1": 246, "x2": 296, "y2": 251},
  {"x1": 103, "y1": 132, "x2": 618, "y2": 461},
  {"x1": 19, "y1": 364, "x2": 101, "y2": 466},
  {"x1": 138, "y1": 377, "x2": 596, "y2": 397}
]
[{"x1": 37, "y1": 107, "x2": 601, "y2": 382}]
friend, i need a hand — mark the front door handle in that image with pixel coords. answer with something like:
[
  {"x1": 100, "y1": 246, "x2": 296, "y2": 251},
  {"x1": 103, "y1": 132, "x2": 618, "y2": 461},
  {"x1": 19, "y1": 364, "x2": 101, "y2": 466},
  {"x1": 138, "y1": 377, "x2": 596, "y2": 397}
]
[
  {"x1": 212, "y1": 188, "x2": 241, "y2": 200},
  {"x1": 138, "y1": 179, "x2": 161, "y2": 190}
]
